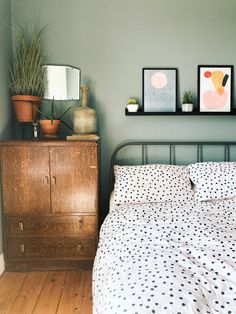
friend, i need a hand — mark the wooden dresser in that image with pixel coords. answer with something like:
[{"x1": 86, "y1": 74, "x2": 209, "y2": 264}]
[{"x1": 1, "y1": 140, "x2": 99, "y2": 271}]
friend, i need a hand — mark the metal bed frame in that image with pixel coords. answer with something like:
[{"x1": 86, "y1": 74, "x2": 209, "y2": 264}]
[{"x1": 109, "y1": 140, "x2": 236, "y2": 193}]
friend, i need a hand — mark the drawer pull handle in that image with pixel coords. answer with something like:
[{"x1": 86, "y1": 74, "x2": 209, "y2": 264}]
[
  {"x1": 89, "y1": 166, "x2": 96, "y2": 169},
  {"x1": 19, "y1": 222, "x2": 24, "y2": 231},
  {"x1": 52, "y1": 176, "x2": 57, "y2": 186},
  {"x1": 45, "y1": 176, "x2": 49, "y2": 184},
  {"x1": 20, "y1": 244, "x2": 25, "y2": 253},
  {"x1": 78, "y1": 219, "x2": 83, "y2": 230},
  {"x1": 77, "y1": 244, "x2": 82, "y2": 253}
]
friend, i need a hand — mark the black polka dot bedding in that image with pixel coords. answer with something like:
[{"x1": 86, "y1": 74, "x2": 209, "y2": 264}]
[{"x1": 93, "y1": 162, "x2": 236, "y2": 314}]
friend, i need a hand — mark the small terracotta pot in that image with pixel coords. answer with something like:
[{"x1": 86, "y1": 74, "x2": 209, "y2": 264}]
[
  {"x1": 40, "y1": 120, "x2": 61, "y2": 138},
  {"x1": 12, "y1": 95, "x2": 40, "y2": 122}
]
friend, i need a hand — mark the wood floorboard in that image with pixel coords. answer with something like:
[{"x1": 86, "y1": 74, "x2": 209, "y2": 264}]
[
  {"x1": 9, "y1": 272, "x2": 48, "y2": 314},
  {"x1": 32, "y1": 271, "x2": 67, "y2": 314},
  {"x1": 57, "y1": 271, "x2": 87, "y2": 313},
  {"x1": 0, "y1": 271, "x2": 92, "y2": 314},
  {"x1": 79, "y1": 271, "x2": 92, "y2": 314},
  {"x1": 0, "y1": 272, "x2": 27, "y2": 313}
]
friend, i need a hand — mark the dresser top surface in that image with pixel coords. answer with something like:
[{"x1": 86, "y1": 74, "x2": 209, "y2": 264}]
[{"x1": 1, "y1": 139, "x2": 99, "y2": 147}]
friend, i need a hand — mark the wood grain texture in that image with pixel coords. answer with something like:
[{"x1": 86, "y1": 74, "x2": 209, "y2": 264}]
[
  {"x1": 0, "y1": 271, "x2": 92, "y2": 314},
  {"x1": 1, "y1": 140, "x2": 99, "y2": 147},
  {"x1": 57, "y1": 271, "x2": 92, "y2": 314},
  {"x1": 79, "y1": 270, "x2": 93, "y2": 314},
  {"x1": 50, "y1": 146, "x2": 98, "y2": 214},
  {"x1": 5, "y1": 238, "x2": 26, "y2": 259},
  {"x1": 1, "y1": 140, "x2": 99, "y2": 271},
  {"x1": 5, "y1": 260, "x2": 94, "y2": 272},
  {"x1": 8, "y1": 272, "x2": 48, "y2": 314},
  {"x1": 1, "y1": 146, "x2": 50, "y2": 214},
  {"x1": 5, "y1": 215, "x2": 97, "y2": 236},
  {"x1": 32, "y1": 271, "x2": 67, "y2": 314},
  {"x1": 0, "y1": 272, "x2": 26, "y2": 313},
  {"x1": 6, "y1": 237, "x2": 96, "y2": 259}
]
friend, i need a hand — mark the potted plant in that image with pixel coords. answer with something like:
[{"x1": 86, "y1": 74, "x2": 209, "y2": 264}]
[
  {"x1": 182, "y1": 90, "x2": 193, "y2": 112},
  {"x1": 127, "y1": 98, "x2": 139, "y2": 112},
  {"x1": 35, "y1": 99, "x2": 71, "y2": 138},
  {"x1": 10, "y1": 24, "x2": 47, "y2": 122}
]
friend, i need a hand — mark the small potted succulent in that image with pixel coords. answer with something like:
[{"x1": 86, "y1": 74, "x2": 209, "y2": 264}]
[
  {"x1": 127, "y1": 98, "x2": 139, "y2": 112},
  {"x1": 34, "y1": 99, "x2": 71, "y2": 137},
  {"x1": 182, "y1": 90, "x2": 193, "y2": 112}
]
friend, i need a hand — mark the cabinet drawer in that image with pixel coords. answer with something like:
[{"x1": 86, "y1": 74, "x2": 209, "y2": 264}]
[
  {"x1": 6, "y1": 237, "x2": 96, "y2": 259},
  {"x1": 5, "y1": 238, "x2": 26, "y2": 258},
  {"x1": 5, "y1": 215, "x2": 97, "y2": 236}
]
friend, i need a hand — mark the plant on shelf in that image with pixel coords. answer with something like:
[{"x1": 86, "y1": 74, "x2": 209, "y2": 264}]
[
  {"x1": 182, "y1": 90, "x2": 193, "y2": 104},
  {"x1": 127, "y1": 97, "x2": 139, "y2": 112},
  {"x1": 9, "y1": 24, "x2": 47, "y2": 122},
  {"x1": 34, "y1": 98, "x2": 71, "y2": 138},
  {"x1": 182, "y1": 90, "x2": 193, "y2": 112}
]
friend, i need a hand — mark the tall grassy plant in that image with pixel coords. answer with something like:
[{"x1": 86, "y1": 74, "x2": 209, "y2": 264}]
[{"x1": 10, "y1": 25, "x2": 47, "y2": 96}]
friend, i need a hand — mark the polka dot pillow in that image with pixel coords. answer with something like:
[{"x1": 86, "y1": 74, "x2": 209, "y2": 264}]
[
  {"x1": 113, "y1": 164, "x2": 193, "y2": 204},
  {"x1": 188, "y1": 161, "x2": 236, "y2": 202}
]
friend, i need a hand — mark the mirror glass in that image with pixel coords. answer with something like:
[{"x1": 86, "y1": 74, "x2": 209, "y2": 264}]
[{"x1": 43, "y1": 65, "x2": 80, "y2": 100}]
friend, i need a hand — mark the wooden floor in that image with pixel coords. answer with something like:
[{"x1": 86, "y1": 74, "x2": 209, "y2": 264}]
[{"x1": 0, "y1": 270, "x2": 92, "y2": 314}]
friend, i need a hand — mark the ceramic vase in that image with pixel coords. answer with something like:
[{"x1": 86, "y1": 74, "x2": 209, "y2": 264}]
[{"x1": 73, "y1": 86, "x2": 97, "y2": 134}]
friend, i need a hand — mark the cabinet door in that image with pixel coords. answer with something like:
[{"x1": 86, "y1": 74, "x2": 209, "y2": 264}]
[
  {"x1": 1, "y1": 146, "x2": 50, "y2": 214},
  {"x1": 50, "y1": 146, "x2": 98, "y2": 213}
]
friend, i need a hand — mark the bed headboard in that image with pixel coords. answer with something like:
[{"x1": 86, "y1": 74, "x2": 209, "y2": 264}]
[{"x1": 109, "y1": 140, "x2": 236, "y2": 193}]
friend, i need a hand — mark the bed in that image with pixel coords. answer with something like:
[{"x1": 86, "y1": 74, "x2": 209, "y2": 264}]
[{"x1": 93, "y1": 141, "x2": 236, "y2": 314}]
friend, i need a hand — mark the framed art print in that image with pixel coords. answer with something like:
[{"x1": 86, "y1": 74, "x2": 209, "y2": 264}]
[
  {"x1": 142, "y1": 68, "x2": 177, "y2": 112},
  {"x1": 198, "y1": 65, "x2": 233, "y2": 112}
]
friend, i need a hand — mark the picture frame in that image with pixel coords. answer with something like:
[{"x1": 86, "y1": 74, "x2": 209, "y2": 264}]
[
  {"x1": 198, "y1": 65, "x2": 233, "y2": 113},
  {"x1": 142, "y1": 68, "x2": 177, "y2": 112}
]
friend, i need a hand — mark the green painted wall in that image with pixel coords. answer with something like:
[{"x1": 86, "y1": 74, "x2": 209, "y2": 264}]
[
  {"x1": 12, "y1": 0, "x2": 236, "y2": 219},
  {"x1": 0, "y1": 0, "x2": 14, "y2": 253}
]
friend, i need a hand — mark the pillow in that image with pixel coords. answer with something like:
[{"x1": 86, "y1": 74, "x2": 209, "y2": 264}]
[
  {"x1": 188, "y1": 161, "x2": 236, "y2": 202},
  {"x1": 113, "y1": 164, "x2": 193, "y2": 204}
]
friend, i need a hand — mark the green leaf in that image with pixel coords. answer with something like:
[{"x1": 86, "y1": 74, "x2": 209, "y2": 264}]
[
  {"x1": 57, "y1": 106, "x2": 71, "y2": 120},
  {"x1": 9, "y1": 24, "x2": 47, "y2": 96}
]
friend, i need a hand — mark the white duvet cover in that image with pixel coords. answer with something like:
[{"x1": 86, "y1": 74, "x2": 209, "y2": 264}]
[{"x1": 93, "y1": 199, "x2": 236, "y2": 314}]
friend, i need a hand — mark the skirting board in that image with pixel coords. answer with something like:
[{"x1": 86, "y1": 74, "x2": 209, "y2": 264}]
[{"x1": 0, "y1": 254, "x2": 5, "y2": 275}]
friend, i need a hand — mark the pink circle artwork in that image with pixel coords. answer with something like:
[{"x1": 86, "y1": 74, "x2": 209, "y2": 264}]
[
  {"x1": 203, "y1": 90, "x2": 227, "y2": 109},
  {"x1": 151, "y1": 72, "x2": 167, "y2": 89}
]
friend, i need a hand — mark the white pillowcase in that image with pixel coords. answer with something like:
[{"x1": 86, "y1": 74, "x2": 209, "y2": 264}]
[
  {"x1": 188, "y1": 161, "x2": 236, "y2": 202},
  {"x1": 113, "y1": 164, "x2": 193, "y2": 204}
]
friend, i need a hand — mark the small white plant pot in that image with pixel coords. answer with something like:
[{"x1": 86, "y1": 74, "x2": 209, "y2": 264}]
[
  {"x1": 182, "y1": 103, "x2": 193, "y2": 112},
  {"x1": 127, "y1": 104, "x2": 139, "y2": 112}
]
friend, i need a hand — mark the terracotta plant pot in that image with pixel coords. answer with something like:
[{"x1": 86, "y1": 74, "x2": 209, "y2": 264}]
[
  {"x1": 12, "y1": 95, "x2": 40, "y2": 122},
  {"x1": 40, "y1": 120, "x2": 61, "y2": 138}
]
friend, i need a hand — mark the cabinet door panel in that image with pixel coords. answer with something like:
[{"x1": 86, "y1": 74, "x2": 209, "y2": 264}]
[
  {"x1": 1, "y1": 146, "x2": 50, "y2": 213},
  {"x1": 50, "y1": 146, "x2": 98, "y2": 213}
]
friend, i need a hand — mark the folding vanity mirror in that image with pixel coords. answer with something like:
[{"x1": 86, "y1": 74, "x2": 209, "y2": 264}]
[{"x1": 42, "y1": 64, "x2": 80, "y2": 100}]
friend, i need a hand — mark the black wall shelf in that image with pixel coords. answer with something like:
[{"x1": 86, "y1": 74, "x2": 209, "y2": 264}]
[{"x1": 125, "y1": 108, "x2": 236, "y2": 116}]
